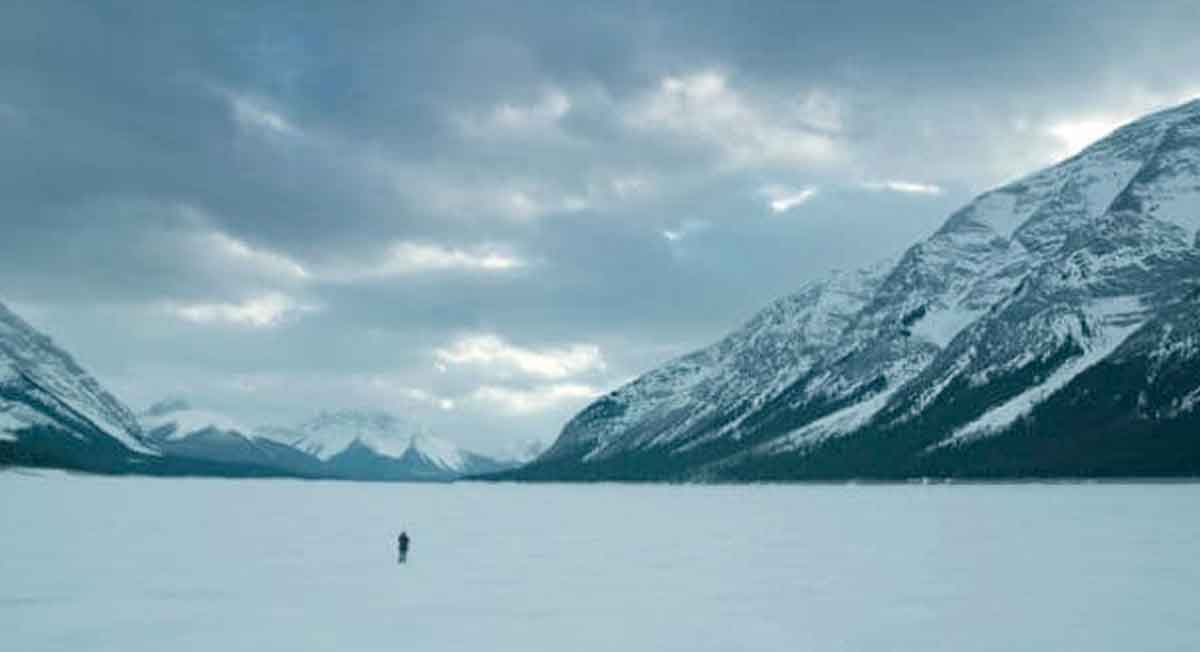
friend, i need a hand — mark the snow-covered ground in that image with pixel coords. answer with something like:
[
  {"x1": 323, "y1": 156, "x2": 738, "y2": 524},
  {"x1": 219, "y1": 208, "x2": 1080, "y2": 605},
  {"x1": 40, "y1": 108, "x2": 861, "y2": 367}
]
[{"x1": 2, "y1": 473, "x2": 1199, "y2": 652}]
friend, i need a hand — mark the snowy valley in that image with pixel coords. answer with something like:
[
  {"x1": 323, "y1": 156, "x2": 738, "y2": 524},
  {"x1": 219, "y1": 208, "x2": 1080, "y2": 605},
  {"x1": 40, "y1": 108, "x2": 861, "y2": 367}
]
[{"x1": 5, "y1": 99, "x2": 1200, "y2": 483}]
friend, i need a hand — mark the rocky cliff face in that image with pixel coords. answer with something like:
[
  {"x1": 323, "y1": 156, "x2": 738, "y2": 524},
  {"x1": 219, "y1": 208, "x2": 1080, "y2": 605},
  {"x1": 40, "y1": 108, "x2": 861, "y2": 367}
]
[{"x1": 543, "y1": 262, "x2": 890, "y2": 464}]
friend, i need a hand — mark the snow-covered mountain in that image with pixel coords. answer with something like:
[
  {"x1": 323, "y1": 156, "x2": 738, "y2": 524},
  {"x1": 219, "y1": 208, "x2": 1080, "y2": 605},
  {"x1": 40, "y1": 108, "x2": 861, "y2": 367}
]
[
  {"x1": 143, "y1": 397, "x2": 248, "y2": 440},
  {"x1": 140, "y1": 399, "x2": 325, "y2": 476},
  {"x1": 398, "y1": 433, "x2": 514, "y2": 479},
  {"x1": 537, "y1": 261, "x2": 891, "y2": 468},
  {"x1": 0, "y1": 301, "x2": 512, "y2": 482},
  {"x1": 273, "y1": 409, "x2": 419, "y2": 461},
  {"x1": 135, "y1": 404, "x2": 511, "y2": 481},
  {"x1": 0, "y1": 303, "x2": 329, "y2": 478},
  {"x1": 0, "y1": 301, "x2": 154, "y2": 471},
  {"x1": 323, "y1": 431, "x2": 511, "y2": 481},
  {"x1": 510, "y1": 97, "x2": 1200, "y2": 481},
  {"x1": 258, "y1": 409, "x2": 513, "y2": 481}
]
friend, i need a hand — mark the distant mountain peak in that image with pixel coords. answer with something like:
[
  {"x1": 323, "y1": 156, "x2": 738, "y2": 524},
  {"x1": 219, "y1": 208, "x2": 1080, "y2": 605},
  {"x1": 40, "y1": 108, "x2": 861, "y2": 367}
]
[
  {"x1": 404, "y1": 432, "x2": 466, "y2": 471},
  {"x1": 289, "y1": 408, "x2": 418, "y2": 460},
  {"x1": 140, "y1": 400, "x2": 248, "y2": 442}
]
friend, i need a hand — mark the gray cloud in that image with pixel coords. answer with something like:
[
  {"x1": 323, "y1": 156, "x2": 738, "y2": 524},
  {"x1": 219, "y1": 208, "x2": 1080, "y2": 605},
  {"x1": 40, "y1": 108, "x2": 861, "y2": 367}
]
[{"x1": 3, "y1": 1, "x2": 1199, "y2": 454}]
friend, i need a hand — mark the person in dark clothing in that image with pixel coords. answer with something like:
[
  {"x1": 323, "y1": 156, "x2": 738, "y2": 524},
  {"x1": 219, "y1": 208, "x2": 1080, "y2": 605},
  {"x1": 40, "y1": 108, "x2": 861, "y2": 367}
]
[{"x1": 397, "y1": 531, "x2": 410, "y2": 564}]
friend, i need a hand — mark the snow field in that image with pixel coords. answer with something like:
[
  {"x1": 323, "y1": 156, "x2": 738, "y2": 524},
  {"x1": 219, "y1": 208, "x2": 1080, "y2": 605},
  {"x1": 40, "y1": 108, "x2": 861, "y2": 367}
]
[{"x1": 3, "y1": 473, "x2": 1200, "y2": 652}]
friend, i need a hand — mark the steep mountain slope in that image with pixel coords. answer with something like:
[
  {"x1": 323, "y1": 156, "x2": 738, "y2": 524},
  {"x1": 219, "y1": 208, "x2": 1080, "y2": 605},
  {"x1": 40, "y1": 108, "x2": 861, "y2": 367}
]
[
  {"x1": 512, "y1": 97, "x2": 1200, "y2": 481},
  {"x1": 0, "y1": 301, "x2": 154, "y2": 471},
  {"x1": 141, "y1": 399, "x2": 325, "y2": 477},
  {"x1": 539, "y1": 262, "x2": 891, "y2": 469}
]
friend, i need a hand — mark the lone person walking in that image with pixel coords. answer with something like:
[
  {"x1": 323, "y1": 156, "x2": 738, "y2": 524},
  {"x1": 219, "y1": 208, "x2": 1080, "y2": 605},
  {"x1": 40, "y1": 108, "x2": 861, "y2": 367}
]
[{"x1": 397, "y1": 531, "x2": 410, "y2": 564}]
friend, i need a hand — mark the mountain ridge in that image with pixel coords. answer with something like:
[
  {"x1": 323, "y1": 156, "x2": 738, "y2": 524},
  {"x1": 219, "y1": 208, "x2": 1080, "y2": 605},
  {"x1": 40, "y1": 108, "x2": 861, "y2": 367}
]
[
  {"x1": 138, "y1": 401, "x2": 512, "y2": 481},
  {"x1": 502, "y1": 97, "x2": 1200, "y2": 482},
  {"x1": 1, "y1": 301, "x2": 156, "y2": 472},
  {"x1": 0, "y1": 310, "x2": 511, "y2": 481}
]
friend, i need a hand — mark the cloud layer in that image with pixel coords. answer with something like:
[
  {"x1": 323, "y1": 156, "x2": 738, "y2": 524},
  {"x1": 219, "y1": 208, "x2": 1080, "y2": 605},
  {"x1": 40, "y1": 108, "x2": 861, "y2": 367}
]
[{"x1": 2, "y1": 1, "x2": 1199, "y2": 454}]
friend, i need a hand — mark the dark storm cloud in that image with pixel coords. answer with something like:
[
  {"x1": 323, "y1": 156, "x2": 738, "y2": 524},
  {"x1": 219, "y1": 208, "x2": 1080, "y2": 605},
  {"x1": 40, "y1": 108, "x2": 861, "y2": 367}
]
[{"x1": 3, "y1": 1, "x2": 1199, "y2": 453}]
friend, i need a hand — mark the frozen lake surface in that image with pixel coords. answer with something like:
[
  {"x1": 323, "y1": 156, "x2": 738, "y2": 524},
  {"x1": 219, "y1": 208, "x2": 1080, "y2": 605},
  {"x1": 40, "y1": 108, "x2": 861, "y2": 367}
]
[{"x1": 3, "y1": 472, "x2": 1199, "y2": 651}]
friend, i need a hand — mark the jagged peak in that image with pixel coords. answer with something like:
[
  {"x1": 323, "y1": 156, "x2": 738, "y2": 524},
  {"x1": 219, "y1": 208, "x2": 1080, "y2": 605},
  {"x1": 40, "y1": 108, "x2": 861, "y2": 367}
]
[{"x1": 404, "y1": 433, "x2": 466, "y2": 471}]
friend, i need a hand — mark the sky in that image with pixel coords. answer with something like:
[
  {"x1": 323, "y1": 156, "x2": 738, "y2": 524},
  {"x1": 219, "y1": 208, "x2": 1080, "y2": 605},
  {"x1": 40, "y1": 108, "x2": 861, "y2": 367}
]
[{"x1": 2, "y1": 1, "x2": 1199, "y2": 456}]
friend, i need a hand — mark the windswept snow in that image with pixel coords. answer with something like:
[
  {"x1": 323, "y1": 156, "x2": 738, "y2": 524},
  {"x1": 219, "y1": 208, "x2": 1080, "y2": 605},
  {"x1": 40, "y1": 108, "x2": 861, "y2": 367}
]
[
  {"x1": 407, "y1": 433, "x2": 466, "y2": 471},
  {"x1": 768, "y1": 387, "x2": 900, "y2": 452},
  {"x1": 1171, "y1": 388, "x2": 1200, "y2": 417},
  {"x1": 281, "y1": 410, "x2": 422, "y2": 460},
  {"x1": 551, "y1": 261, "x2": 891, "y2": 462},
  {"x1": 936, "y1": 296, "x2": 1148, "y2": 448},
  {"x1": 4, "y1": 475, "x2": 1200, "y2": 652},
  {"x1": 0, "y1": 301, "x2": 153, "y2": 455},
  {"x1": 0, "y1": 404, "x2": 49, "y2": 438},
  {"x1": 1125, "y1": 107, "x2": 1200, "y2": 239},
  {"x1": 961, "y1": 189, "x2": 1026, "y2": 240},
  {"x1": 908, "y1": 304, "x2": 986, "y2": 349},
  {"x1": 0, "y1": 413, "x2": 18, "y2": 441}
]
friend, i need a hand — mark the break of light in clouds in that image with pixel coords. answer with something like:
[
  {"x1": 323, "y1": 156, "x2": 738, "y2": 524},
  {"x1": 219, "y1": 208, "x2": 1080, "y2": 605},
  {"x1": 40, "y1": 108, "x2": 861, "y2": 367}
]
[
  {"x1": 470, "y1": 384, "x2": 602, "y2": 416},
  {"x1": 3, "y1": 1, "x2": 1199, "y2": 454},
  {"x1": 434, "y1": 334, "x2": 606, "y2": 381},
  {"x1": 1035, "y1": 87, "x2": 1200, "y2": 160},
  {"x1": 399, "y1": 387, "x2": 457, "y2": 412},
  {"x1": 455, "y1": 88, "x2": 573, "y2": 138},
  {"x1": 861, "y1": 180, "x2": 944, "y2": 196},
  {"x1": 228, "y1": 94, "x2": 298, "y2": 137},
  {"x1": 626, "y1": 70, "x2": 843, "y2": 168},
  {"x1": 168, "y1": 293, "x2": 318, "y2": 329},
  {"x1": 1046, "y1": 120, "x2": 1122, "y2": 159},
  {"x1": 662, "y1": 219, "x2": 711, "y2": 242},
  {"x1": 322, "y1": 242, "x2": 528, "y2": 281},
  {"x1": 412, "y1": 175, "x2": 592, "y2": 222},
  {"x1": 760, "y1": 185, "x2": 820, "y2": 213},
  {"x1": 198, "y1": 226, "x2": 525, "y2": 286},
  {"x1": 202, "y1": 231, "x2": 312, "y2": 282}
]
